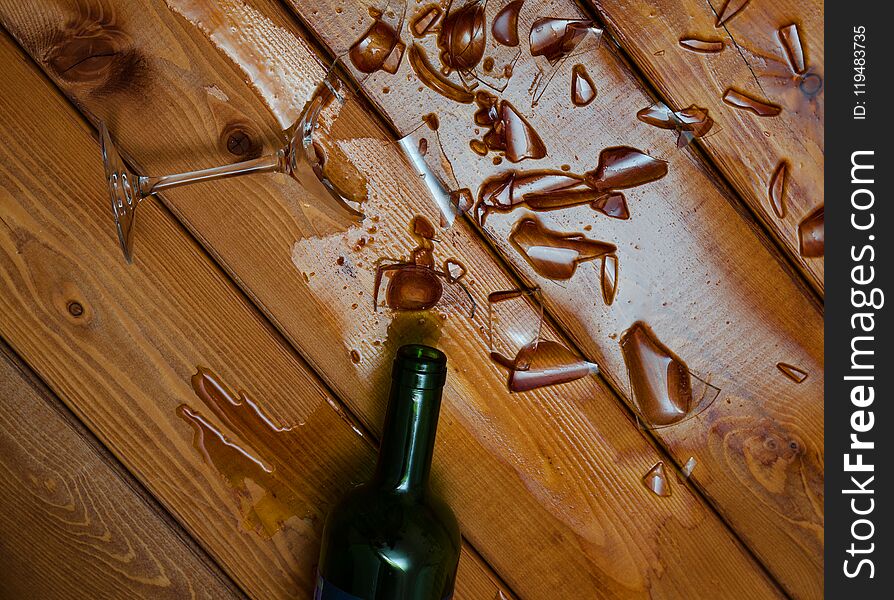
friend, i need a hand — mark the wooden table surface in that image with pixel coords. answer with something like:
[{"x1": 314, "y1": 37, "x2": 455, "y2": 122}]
[{"x1": 0, "y1": 0, "x2": 823, "y2": 598}]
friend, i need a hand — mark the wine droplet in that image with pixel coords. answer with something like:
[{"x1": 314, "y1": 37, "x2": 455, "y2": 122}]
[
  {"x1": 678, "y1": 38, "x2": 724, "y2": 53},
  {"x1": 492, "y1": 0, "x2": 525, "y2": 47},
  {"x1": 722, "y1": 89, "x2": 782, "y2": 117},
  {"x1": 776, "y1": 362, "x2": 808, "y2": 383},
  {"x1": 410, "y1": 4, "x2": 442, "y2": 37},
  {"x1": 601, "y1": 254, "x2": 619, "y2": 305},
  {"x1": 798, "y1": 205, "x2": 824, "y2": 257},
  {"x1": 768, "y1": 161, "x2": 788, "y2": 219},
  {"x1": 778, "y1": 23, "x2": 806, "y2": 74},
  {"x1": 715, "y1": 0, "x2": 751, "y2": 27},
  {"x1": 570, "y1": 64, "x2": 597, "y2": 106},
  {"x1": 642, "y1": 461, "x2": 671, "y2": 497}
]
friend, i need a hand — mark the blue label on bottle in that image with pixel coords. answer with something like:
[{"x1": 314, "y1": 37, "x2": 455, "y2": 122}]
[
  {"x1": 314, "y1": 575, "x2": 363, "y2": 600},
  {"x1": 314, "y1": 575, "x2": 453, "y2": 600}
]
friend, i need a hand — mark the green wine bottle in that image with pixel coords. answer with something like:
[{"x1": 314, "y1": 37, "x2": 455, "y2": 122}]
[{"x1": 315, "y1": 344, "x2": 461, "y2": 600}]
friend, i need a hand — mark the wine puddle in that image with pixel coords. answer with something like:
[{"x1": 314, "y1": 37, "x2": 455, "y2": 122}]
[
  {"x1": 768, "y1": 161, "x2": 788, "y2": 219},
  {"x1": 570, "y1": 64, "x2": 597, "y2": 106},
  {"x1": 177, "y1": 368, "x2": 363, "y2": 538},
  {"x1": 678, "y1": 38, "x2": 724, "y2": 54},
  {"x1": 620, "y1": 322, "x2": 720, "y2": 429},
  {"x1": 714, "y1": 0, "x2": 751, "y2": 27},
  {"x1": 373, "y1": 215, "x2": 475, "y2": 318},
  {"x1": 410, "y1": 4, "x2": 442, "y2": 37},
  {"x1": 492, "y1": 0, "x2": 524, "y2": 47},
  {"x1": 722, "y1": 88, "x2": 781, "y2": 117}
]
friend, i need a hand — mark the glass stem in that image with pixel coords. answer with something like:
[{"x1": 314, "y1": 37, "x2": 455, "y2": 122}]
[{"x1": 138, "y1": 151, "x2": 286, "y2": 196}]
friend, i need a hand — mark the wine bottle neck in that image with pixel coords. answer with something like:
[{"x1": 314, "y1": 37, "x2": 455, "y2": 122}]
[{"x1": 373, "y1": 345, "x2": 447, "y2": 495}]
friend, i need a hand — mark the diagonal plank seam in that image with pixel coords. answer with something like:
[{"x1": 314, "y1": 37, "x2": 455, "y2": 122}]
[{"x1": 0, "y1": 337, "x2": 250, "y2": 600}]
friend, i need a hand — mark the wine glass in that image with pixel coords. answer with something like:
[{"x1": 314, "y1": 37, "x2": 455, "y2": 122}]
[{"x1": 100, "y1": 73, "x2": 364, "y2": 263}]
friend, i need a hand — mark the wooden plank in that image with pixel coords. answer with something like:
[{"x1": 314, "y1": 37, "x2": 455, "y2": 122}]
[
  {"x1": 0, "y1": 2, "x2": 787, "y2": 598},
  {"x1": 0, "y1": 341, "x2": 244, "y2": 600},
  {"x1": 0, "y1": 32, "x2": 508, "y2": 600},
  {"x1": 271, "y1": 0, "x2": 825, "y2": 597},
  {"x1": 589, "y1": 0, "x2": 825, "y2": 292}
]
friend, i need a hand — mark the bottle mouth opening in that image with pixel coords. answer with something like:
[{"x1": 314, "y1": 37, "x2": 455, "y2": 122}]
[{"x1": 394, "y1": 344, "x2": 447, "y2": 378}]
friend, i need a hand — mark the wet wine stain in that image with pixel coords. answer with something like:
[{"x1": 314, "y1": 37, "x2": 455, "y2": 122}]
[
  {"x1": 438, "y1": 0, "x2": 487, "y2": 72},
  {"x1": 473, "y1": 90, "x2": 547, "y2": 162},
  {"x1": 177, "y1": 368, "x2": 315, "y2": 538},
  {"x1": 642, "y1": 461, "x2": 671, "y2": 497},
  {"x1": 776, "y1": 362, "x2": 808, "y2": 383},
  {"x1": 722, "y1": 89, "x2": 782, "y2": 117},
  {"x1": 570, "y1": 64, "x2": 597, "y2": 107},
  {"x1": 768, "y1": 161, "x2": 788, "y2": 219},
  {"x1": 620, "y1": 322, "x2": 693, "y2": 427},
  {"x1": 678, "y1": 38, "x2": 724, "y2": 54},
  {"x1": 509, "y1": 216, "x2": 616, "y2": 280},
  {"x1": 636, "y1": 103, "x2": 713, "y2": 147},
  {"x1": 492, "y1": 0, "x2": 524, "y2": 47},
  {"x1": 798, "y1": 205, "x2": 824, "y2": 257}
]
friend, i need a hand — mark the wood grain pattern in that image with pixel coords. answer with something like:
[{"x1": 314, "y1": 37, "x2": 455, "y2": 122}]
[
  {"x1": 0, "y1": 31, "x2": 507, "y2": 600},
  {"x1": 0, "y1": 1, "x2": 788, "y2": 599},
  {"x1": 589, "y1": 0, "x2": 824, "y2": 292},
  {"x1": 274, "y1": 1, "x2": 825, "y2": 598},
  {"x1": 0, "y1": 342, "x2": 244, "y2": 600}
]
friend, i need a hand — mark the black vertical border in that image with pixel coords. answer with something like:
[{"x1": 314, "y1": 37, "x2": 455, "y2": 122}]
[{"x1": 826, "y1": 1, "x2": 892, "y2": 596}]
